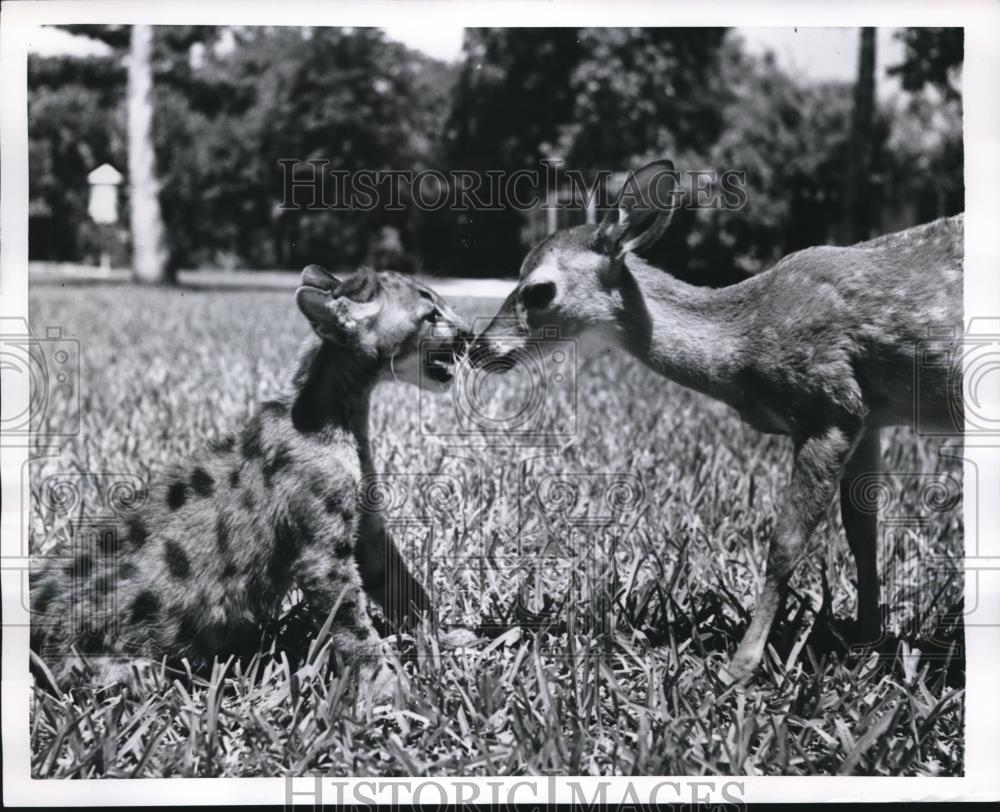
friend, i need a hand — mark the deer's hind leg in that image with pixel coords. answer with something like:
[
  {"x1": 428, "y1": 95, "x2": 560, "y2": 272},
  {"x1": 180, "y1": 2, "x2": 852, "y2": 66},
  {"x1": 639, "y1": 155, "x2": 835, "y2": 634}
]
[
  {"x1": 839, "y1": 427, "x2": 882, "y2": 641},
  {"x1": 724, "y1": 423, "x2": 859, "y2": 683}
]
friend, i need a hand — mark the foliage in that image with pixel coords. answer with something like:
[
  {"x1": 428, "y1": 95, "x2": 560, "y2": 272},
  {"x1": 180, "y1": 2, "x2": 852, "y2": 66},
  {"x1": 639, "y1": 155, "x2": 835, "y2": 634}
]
[
  {"x1": 28, "y1": 27, "x2": 963, "y2": 277},
  {"x1": 29, "y1": 283, "x2": 964, "y2": 776},
  {"x1": 441, "y1": 29, "x2": 582, "y2": 275},
  {"x1": 28, "y1": 54, "x2": 127, "y2": 264},
  {"x1": 888, "y1": 28, "x2": 963, "y2": 101},
  {"x1": 563, "y1": 28, "x2": 730, "y2": 168},
  {"x1": 29, "y1": 26, "x2": 453, "y2": 270}
]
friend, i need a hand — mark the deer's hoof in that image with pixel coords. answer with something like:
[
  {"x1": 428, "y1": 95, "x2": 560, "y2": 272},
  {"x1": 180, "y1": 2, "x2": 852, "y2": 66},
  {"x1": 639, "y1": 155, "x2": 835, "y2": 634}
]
[
  {"x1": 720, "y1": 654, "x2": 758, "y2": 686},
  {"x1": 438, "y1": 628, "x2": 480, "y2": 649},
  {"x1": 359, "y1": 661, "x2": 403, "y2": 707}
]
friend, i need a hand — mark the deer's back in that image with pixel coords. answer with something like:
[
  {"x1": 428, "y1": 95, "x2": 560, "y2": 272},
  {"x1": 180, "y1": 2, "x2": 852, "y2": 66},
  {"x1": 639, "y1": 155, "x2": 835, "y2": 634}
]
[{"x1": 733, "y1": 214, "x2": 963, "y2": 432}]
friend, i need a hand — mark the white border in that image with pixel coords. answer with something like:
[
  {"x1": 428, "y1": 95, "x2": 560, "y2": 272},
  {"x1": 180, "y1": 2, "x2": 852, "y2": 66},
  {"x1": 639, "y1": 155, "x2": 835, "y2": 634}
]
[{"x1": 3, "y1": 0, "x2": 999, "y2": 805}]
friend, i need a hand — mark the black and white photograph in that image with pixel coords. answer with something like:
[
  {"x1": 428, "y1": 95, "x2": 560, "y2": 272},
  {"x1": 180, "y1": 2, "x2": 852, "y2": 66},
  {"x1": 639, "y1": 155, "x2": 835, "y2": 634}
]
[{"x1": 1, "y1": 0, "x2": 998, "y2": 805}]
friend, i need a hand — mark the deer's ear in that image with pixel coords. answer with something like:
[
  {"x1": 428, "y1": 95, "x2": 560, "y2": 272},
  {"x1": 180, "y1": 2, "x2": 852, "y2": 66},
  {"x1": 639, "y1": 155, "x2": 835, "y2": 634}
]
[
  {"x1": 296, "y1": 267, "x2": 382, "y2": 341},
  {"x1": 595, "y1": 159, "x2": 678, "y2": 259}
]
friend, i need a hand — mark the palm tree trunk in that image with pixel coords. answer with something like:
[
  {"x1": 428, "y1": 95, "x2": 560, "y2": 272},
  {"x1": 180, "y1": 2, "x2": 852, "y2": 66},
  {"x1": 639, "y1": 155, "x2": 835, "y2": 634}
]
[
  {"x1": 128, "y1": 25, "x2": 172, "y2": 284},
  {"x1": 839, "y1": 27, "x2": 877, "y2": 244}
]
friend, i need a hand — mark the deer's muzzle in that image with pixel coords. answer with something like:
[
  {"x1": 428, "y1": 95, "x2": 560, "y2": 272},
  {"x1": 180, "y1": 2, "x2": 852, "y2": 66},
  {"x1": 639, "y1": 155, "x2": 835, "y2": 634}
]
[{"x1": 467, "y1": 288, "x2": 532, "y2": 372}]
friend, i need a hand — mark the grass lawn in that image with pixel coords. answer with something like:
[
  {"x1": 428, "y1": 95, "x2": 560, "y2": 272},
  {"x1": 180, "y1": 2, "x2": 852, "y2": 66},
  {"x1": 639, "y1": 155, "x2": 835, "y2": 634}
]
[{"x1": 27, "y1": 281, "x2": 964, "y2": 777}]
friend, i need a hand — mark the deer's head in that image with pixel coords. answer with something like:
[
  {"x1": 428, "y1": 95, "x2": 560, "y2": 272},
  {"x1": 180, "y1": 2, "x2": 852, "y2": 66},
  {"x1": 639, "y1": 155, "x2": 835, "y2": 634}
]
[{"x1": 469, "y1": 159, "x2": 678, "y2": 371}]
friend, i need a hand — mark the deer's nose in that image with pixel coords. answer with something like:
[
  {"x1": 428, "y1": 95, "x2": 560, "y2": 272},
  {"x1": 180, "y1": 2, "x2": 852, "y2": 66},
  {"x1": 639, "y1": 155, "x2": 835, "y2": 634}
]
[
  {"x1": 466, "y1": 336, "x2": 520, "y2": 372},
  {"x1": 520, "y1": 281, "x2": 556, "y2": 310},
  {"x1": 465, "y1": 337, "x2": 494, "y2": 368}
]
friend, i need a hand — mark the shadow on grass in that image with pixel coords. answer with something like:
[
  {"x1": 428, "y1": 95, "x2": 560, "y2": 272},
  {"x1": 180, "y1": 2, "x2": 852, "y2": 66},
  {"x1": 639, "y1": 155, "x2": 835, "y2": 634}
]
[{"x1": 461, "y1": 581, "x2": 966, "y2": 691}]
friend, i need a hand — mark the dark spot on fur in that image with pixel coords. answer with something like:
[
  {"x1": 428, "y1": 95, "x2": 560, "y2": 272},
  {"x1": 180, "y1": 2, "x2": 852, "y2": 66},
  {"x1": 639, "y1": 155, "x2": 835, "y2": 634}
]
[
  {"x1": 191, "y1": 467, "x2": 215, "y2": 497},
  {"x1": 64, "y1": 553, "x2": 93, "y2": 579},
  {"x1": 97, "y1": 526, "x2": 118, "y2": 555},
  {"x1": 215, "y1": 515, "x2": 229, "y2": 553},
  {"x1": 130, "y1": 590, "x2": 160, "y2": 623},
  {"x1": 32, "y1": 579, "x2": 58, "y2": 614},
  {"x1": 209, "y1": 434, "x2": 236, "y2": 454},
  {"x1": 94, "y1": 570, "x2": 114, "y2": 594},
  {"x1": 77, "y1": 627, "x2": 107, "y2": 655},
  {"x1": 241, "y1": 489, "x2": 255, "y2": 511},
  {"x1": 240, "y1": 415, "x2": 265, "y2": 459},
  {"x1": 324, "y1": 491, "x2": 345, "y2": 515},
  {"x1": 309, "y1": 471, "x2": 328, "y2": 497},
  {"x1": 333, "y1": 540, "x2": 353, "y2": 557},
  {"x1": 333, "y1": 599, "x2": 357, "y2": 623},
  {"x1": 167, "y1": 480, "x2": 188, "y2": 511},
  {"x1": 261, "y1": 400, "x2": 288, "y2": 418},
  {"x1": 229, "y1": 468, "x2": 240, "y2": 488},
  {"x1": 126, "y1": 516, "x2": 148, "y2": 548},
  {"x1": 177, "y1": 612, "x2": 202, "y2": 648},
  {"x1": 119, "y1": 561, "x2": 137, "y2": 580},
  {"x1": 263, "y1": 444, "x2": 293, "y2": 488},
  {"x1": 222, "y1": 561, "x2": 238, "y2": 579},
  {"x1": 268, "y1": 514, "x2": 308, "y2": 584},
  {"x1": 291, "y1": 394, "x2": 323, "y2": 433},
  {"x1": 290, "y1": 343, "x2": 365, "y2": 433},
  {"x1": 164, "y1": 540, "x2": 191, "y2": 579}
]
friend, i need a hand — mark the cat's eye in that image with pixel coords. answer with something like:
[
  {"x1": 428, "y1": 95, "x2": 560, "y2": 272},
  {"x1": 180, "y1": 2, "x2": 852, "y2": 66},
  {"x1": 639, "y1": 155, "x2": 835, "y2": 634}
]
[{"x1": 424, "y1": 309, "x2": 440, "y2": 324}]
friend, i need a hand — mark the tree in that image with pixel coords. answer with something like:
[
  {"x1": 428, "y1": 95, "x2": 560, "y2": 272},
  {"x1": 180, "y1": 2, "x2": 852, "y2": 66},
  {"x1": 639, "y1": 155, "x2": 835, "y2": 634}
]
[
  {"x1": 839, "y1": 27, "x2": 877, "y2": 244},
  {"x1": 561, "y1": 28, "x2": 730, "y2": 168},
  {"x1": 443, "y1": 28, "x2": 582, "y2": 275},
  {"x1": 888, "y1": 28, "x2": 963, "y2": 101},
  {"x1": 28, "y1": 53, "x2": 126, "y2": 263},
  {"x1": 128, "y1": 25, "x2": 171, "y2": 284}
]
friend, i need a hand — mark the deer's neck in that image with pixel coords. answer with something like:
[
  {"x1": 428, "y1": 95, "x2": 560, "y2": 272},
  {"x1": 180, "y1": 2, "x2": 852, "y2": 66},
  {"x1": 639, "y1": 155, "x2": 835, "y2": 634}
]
[
  {"x1": 288, "y1": 336, "x2": 377, "y2": 463},
  {"x1": 612, "y1": 257, "x2": 749, "y2": 401}
]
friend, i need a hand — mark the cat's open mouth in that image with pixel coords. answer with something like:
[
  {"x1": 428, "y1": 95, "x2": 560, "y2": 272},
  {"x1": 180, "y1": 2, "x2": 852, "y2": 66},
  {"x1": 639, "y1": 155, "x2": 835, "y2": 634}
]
[{"x1": 424, "y1": 356, "x2": 456, "y2": 384}]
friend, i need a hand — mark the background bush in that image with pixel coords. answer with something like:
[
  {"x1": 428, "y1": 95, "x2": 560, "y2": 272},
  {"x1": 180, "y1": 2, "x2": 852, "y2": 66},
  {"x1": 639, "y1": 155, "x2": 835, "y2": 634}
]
[{"x1": 28, "y1": 27, "x2": 963, "y2": 278}]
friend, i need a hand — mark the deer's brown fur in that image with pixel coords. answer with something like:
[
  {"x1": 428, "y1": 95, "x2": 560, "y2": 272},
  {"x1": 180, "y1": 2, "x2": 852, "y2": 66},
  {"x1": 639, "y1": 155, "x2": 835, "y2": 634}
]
[{"x1": 471, "y1": 159, "x2": 962, "y2": 682}]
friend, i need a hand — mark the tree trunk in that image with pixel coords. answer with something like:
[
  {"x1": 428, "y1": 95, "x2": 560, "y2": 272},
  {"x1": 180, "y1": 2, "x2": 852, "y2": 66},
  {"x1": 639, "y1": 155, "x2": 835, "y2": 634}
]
[
  {"x1": 839, "y1": 27, "x2": 877, "y2": 245},
  {"x1": 128, "y1": 25, "x2": 172, "y2": 284}
]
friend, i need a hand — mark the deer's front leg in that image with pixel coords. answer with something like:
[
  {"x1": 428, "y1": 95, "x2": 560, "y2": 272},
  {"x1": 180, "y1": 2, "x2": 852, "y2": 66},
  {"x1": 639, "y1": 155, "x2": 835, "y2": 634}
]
[
  {"x1": 724, "y1": 423, "x2": 858, "y2": 683},
  {"x1": 839, "y1": 427, "x2": 882, "y2": 641}
]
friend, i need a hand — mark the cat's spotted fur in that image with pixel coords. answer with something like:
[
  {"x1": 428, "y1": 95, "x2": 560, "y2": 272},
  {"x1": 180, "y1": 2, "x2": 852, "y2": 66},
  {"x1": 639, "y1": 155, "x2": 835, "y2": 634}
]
[{"x1": 31, "y1": 266, "x2": 471, "y2": 693}]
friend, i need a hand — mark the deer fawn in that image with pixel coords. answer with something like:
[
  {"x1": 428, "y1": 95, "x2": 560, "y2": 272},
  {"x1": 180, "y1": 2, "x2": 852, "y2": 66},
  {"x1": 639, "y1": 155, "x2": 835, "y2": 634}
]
[
  {"x1": 31, "y1": 266, "x2": 471, "y2": 694},
  {"x1": 469, "y1": 159, "x2": 963, "y2": 683}
]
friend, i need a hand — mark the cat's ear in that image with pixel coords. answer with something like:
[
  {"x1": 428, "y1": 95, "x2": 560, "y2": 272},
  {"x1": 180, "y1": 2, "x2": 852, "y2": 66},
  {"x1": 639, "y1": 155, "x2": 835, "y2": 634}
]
[{"x1": 296, "y1": 266, "x2": 382, "y2": 342}]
